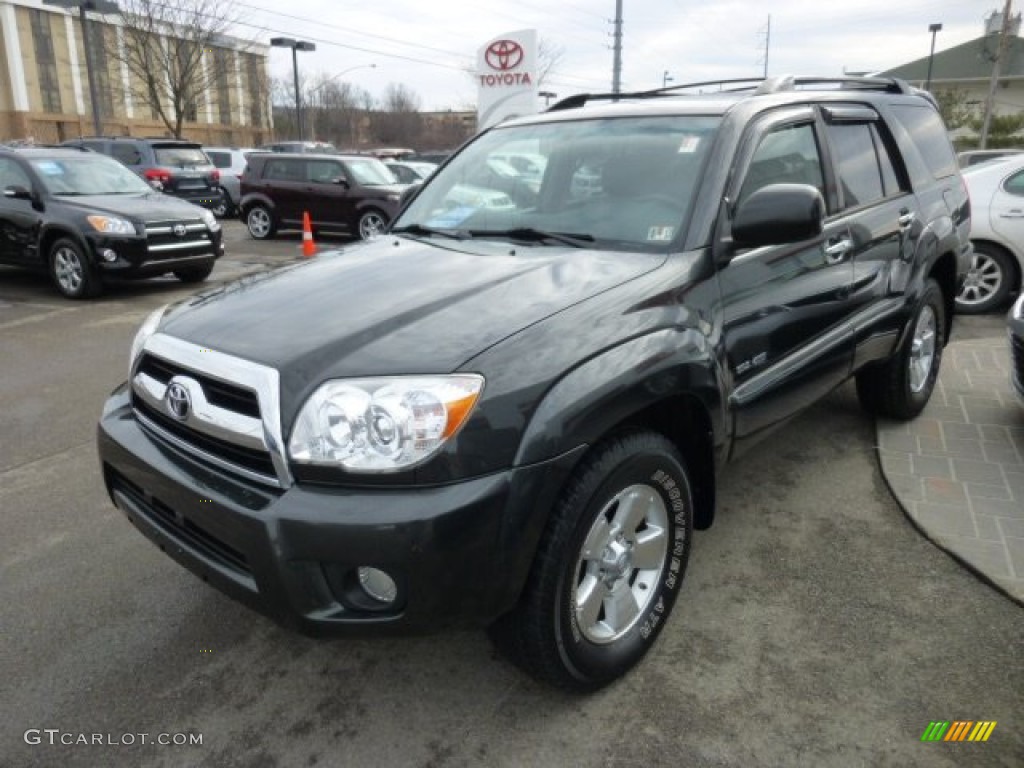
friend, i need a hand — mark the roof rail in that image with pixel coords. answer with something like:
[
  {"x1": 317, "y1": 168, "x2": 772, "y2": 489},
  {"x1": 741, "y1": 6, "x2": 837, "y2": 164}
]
[{"x1": 548, "y1": 75, "x2": 920, "y2": 112}]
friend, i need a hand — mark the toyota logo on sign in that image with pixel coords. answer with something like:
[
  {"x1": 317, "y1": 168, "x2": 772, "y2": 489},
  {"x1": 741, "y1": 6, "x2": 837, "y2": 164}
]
[{"x1": 485, "y1": 40, "x2": 524, "y2": 71}]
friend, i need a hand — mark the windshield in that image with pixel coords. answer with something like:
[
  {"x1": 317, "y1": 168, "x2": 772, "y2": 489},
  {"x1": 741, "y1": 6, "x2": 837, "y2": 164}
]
[
  {"x1": 344, "y1": 157, "x2": 398, "y2": 186},
  {"x1": 153, "y1": 146, "x2": 210, "y2": 167},
  {"x1": 30, "y1": 155, "x2": 154, "y2": 196},
  {"x1": 394, "y1": 115, "x2": 721, "y2": 251}
]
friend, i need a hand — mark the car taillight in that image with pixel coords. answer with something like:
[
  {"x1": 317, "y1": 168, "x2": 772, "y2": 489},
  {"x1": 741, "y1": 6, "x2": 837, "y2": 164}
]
[
  {"x1": 144, "y1": 168, "x2": 171, "y2": 184},
  {"x1": 210, "y1": 169, "x2": 220, "y2": 182}
]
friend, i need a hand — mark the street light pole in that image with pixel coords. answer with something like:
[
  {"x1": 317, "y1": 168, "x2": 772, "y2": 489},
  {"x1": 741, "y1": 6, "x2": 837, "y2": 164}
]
[
  {"x1": 925, "y1": 22, "x2": 943, "y2": 91},
  {"x1": 44, "y1": 0, "x2": 119, "y2": 136},
  {"x1": 662, "y1": 70, "x2": 673, "y2": 88},
  {"x1": 270, "y1": 37, "x2": 316, "y2": 141},
  {"x1": 538, "y1": 90, "x2": 557, "y2": 106}
]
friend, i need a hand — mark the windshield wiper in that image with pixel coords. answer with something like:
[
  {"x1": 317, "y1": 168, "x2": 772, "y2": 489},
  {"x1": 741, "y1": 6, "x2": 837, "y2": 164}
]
[
  {"x1": 391, "y1": 223, "x2": 467, "y2": 241},
  {"x1": 467, "y1": 227, "x2": 594, "y2": 248}
]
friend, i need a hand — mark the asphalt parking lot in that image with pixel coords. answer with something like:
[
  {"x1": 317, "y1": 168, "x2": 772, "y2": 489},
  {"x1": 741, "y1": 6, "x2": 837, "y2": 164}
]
[{"x1": 2, "y1": 222, "x2": 1022, "y2": 767}]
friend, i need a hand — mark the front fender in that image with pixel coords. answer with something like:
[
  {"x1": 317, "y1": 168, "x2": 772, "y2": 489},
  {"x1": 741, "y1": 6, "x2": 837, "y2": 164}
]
[{"x1": 514, "y1": 327, "x2": 725, "y2": 468}]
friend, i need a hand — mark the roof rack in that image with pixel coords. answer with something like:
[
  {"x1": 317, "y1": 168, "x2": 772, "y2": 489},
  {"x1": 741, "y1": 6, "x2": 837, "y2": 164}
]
[{"x1": 547, "y1": 75, "x2": 917, "y2": 112}]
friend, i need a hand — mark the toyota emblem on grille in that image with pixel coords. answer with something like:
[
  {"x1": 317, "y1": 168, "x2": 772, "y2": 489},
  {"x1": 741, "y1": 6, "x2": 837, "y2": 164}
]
[
  {"x1": 485, "y1": 40, "x2": 524, "y2": 71},
  {"x1": 165, "y1": 381, "x2": 191, "y2": 421},
  {"x1": 173, "y1": 224, "x2": 187, "y2": 237}
]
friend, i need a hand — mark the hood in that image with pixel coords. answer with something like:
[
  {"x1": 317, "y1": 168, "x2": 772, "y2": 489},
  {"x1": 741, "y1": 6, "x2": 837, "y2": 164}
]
[
  {"x1": 56, "y1": 193, "x2": 205, "y2": 221},
  {"x1": 160, "y1": 236, "x2": 663, "y2": 399}
]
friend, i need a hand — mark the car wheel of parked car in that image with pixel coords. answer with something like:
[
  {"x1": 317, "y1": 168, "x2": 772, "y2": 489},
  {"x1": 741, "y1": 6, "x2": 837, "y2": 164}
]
[
  {"x1": 173, "y1": 263, "x2": 215, "y2": 283},
  {"x1": 488, "y1": 430, "x2": 693, "y2": 691},
  {"x1": 956, "y1": 243, "x2": 1015, "y2": 314},
  {"x1": 856, "y1": 278, "x2": 945, "y2": 420},
  {"x1": 246, "y1": 205, "x2": 276, "y2": 240},
  {"x1": 210, "y1": 195, "x2": 232, "y2": 219},
  {"x1": 357, "y1": 209, "x2": 388, "y2": 240},
  {"x1": 49, "y1": 238, "x2": 101, "y2": 299}
]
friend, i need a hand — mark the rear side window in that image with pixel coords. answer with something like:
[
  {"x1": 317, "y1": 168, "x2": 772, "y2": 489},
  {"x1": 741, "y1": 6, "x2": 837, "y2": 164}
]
[
  {"x1": 827, "y1": 123, "x2": 884, "y2": 208},
  {"x1": 890, "y1": 105, "x2": 957, "y2": 179},
  {"x1": 111, "y1": 143, "x2": 142, "y2": 165},
  {"x1": 153, "y1": 145, "x2": 210, "y2": 167},
  {"x1": 207, "y1": 151, "x2": 231, "y2": 168},
  {"x1": 1003, "y1": 170, "x2": 1024, "y2": 197},
  {"x1": 262, "y1": 159, "x2": 302, "y2": 181}
]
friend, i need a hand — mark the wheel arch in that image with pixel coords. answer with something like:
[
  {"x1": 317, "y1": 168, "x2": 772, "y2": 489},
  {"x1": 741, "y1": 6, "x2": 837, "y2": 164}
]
[
  {"x1": 928, "y1": 249, "x2": 959, "y2": 342},
  {"x1": 40, "y1": 226, "x2": 92, "y2": 267}
]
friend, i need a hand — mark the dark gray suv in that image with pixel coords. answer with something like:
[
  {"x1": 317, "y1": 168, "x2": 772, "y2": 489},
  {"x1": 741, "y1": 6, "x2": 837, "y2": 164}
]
[{"x1": 62, "y1": 137, "x2": 224, "y2": 213}]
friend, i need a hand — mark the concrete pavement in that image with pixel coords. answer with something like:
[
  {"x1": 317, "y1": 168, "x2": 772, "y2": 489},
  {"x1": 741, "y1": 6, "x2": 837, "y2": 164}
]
[{"x1": 877, "y1": 313, "x2": 1024, "y2": 604}]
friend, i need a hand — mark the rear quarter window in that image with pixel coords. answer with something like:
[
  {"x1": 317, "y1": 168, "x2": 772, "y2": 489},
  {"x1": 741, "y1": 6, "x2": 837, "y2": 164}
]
[
  {"x1": 889, "y1": 104, "x2": 958, "y2": 180},
  {"x1": 207, "y1": 151, "x2": 231, "y2": 168}
]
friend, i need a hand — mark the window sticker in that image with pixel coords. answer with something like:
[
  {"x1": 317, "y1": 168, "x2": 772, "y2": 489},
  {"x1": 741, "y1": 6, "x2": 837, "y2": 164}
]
[
  {"x1": 34, "y1": 161, "x2": 64, "y2": 176},
  {"x1": 677, "y1": 136, "x2": 701, "y2": 154},
  {"x1": 647, "y1": 226, "x2": 675, "y2": 242},
  {"x1": 425, "y1": 206, "x2": 475, "y2": 229}
]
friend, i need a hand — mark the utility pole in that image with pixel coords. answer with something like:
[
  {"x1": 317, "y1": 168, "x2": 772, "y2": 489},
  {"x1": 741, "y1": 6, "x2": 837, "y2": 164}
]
[
  {"x1": 763, "y1": 15, "x2": 771, "y2": 78},
  {"x1": 611, "y1": 0, "x2": 623, "y2": 95},
  {"x1": 980, "y1": 0, "x2": 1014, "y2": 149}
]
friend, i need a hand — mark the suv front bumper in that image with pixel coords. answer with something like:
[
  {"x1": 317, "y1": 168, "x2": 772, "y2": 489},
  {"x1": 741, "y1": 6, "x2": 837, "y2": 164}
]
[
  {"x1": 97, "y1": 386, "x2": 582, "y2": 634},
  {"x1": 88, "y1": 230, "x2": 224, "y2": 277}
]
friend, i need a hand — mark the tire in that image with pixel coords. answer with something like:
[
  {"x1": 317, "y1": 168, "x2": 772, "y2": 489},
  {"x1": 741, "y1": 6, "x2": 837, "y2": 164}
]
[
  {"x1": 356, "y1": 208, "x2": 388, "y2": 240},
  {"x1": 173, "y1": 262, "x2": 215, "y2": 283},
  {"x1": 210, "y1": 193, "x2": 231, "y2": 219},
  {"x1": 955, "y1": 243, "x2": 1015, "y2": 314},
  {"x1": 49, "y1": 238, "x2": 101, "y2": 299},
  {"x1": 488, "y1": 430, "x2": 693, "y2": 691},
  {"x1": 856, "y1": 277, "x2": 945, "y2": 420},
  {"x1": 246, "y1": 205, "x2": 276, "y2": 240}
]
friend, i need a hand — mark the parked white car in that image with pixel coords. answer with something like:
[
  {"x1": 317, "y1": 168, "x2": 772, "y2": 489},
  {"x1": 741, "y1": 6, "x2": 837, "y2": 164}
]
[{"x1": 958, "y1": 157, "x2": 1024, "y2": 313}]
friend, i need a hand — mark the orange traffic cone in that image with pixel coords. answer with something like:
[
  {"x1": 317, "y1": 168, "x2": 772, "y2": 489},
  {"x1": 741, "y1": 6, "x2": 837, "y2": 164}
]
[{"x1": 301, "y1": 211, "x2": 316, "y2": 258}]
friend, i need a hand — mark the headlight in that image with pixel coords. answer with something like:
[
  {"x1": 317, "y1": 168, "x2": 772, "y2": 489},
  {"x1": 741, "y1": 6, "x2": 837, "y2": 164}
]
[
  {"x1": 86, "y1": 215, "x2": 135, "y2": 235},
  {"x1": 200, "y1": 209, "x2": 221, "y2": 232},
  {"x1": 129, "y1": 306, "x2": 167, "y2": 373},
  {"x1": 289, "y1": 375, "x2": 484, "y2": 472}
]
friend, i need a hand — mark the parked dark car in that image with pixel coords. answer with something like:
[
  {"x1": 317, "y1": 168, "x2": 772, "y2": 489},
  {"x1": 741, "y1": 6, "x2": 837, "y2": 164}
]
[
  {"x1": 62, "y1": 137, "x2": 224, "y2": 213},
  {"x1": 98, "y1": 76, "x2": 970, "y2": 690},
  {"x1": 0, "y1": 146, "x2": 223, "y2": 298},
  {"x1": 1011, "y1": 294, "x2": 1024, "y2": 402},
  {"x1": 239, "y1": 153, "x2": 405, "y2": 240}
]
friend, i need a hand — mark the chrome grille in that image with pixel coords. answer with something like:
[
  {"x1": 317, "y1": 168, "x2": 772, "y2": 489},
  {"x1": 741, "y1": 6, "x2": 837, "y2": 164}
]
[
  {"x1": 130, "y1": 335, "x2": 291, "y2": 488},
  {"x1": 144, "y1": 219, "x2": 212, "y2": 258}
]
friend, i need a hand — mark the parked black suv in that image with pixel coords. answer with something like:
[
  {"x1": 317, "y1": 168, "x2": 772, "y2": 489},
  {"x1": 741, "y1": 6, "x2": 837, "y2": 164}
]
[
  {"x1": 0, "y1": 146, "x2": 224, "y2": 298},
  {"x1": 62, "y1": 137, "x2": 225, "y2": 213},
  {"x1": 239, "y1": 153, "x2": 405, "y2": 240},
  {"x1": 98, "y1": 76, "x2": 971, "y2": 689}
]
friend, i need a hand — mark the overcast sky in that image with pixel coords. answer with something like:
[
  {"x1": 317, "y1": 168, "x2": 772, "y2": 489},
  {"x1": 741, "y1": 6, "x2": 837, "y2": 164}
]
[{"x1": 237, "y1": 0, "x2": 995, "y2": 110}]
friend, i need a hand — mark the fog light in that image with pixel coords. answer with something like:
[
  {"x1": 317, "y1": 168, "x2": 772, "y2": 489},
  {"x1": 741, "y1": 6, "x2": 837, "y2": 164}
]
[
  {"x1": 100, "y1": 249, "x2": 118, "y2": 262},
  {"x1": 357, "y1": 567, "x2": 397, "y2": 604}
]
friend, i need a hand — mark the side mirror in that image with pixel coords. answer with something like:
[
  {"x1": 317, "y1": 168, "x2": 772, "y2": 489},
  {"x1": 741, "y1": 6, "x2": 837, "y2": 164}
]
[
  {"x1": 731, "y1": 183, "x2": 824, "y2": 249},
  {"x1": 3, "y1": 184, "x2": 33, "y2": 200},
  {"x1": 333, "y1": 177, "x2": 349, "y2": 187}
]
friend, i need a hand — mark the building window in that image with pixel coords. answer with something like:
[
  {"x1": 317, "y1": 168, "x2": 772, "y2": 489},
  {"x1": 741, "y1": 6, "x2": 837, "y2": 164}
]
[
  {"x1": 85, "y1": 24, "x2": 115, "y2": 119},
  {"x1": 214, "y1": 49, "x2": 232, "y2": 125},
  {"x1": 246, "y1": 55, "x2": 264, "y2": 127},
  {"x1": 30, "y1": 11, "x2": 62, "y2": 114}
]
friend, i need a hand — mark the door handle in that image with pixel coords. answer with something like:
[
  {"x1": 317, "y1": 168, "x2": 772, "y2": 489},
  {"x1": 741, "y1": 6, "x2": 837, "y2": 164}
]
[
  {"x1": 999, "y1": 210, "x2": 1024, "y2": 218},
  {"x1": 824, "y1": 238, "x2": 852, "y2": 263},
  {"x1": 897, "y1": 211, "x2": 915, "y2": 228}
]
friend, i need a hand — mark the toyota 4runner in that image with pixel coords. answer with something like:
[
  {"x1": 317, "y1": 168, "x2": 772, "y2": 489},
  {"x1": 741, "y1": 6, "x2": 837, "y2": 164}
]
[{"x1": 97, "y1": 76, "x2": 971, "y2": 690}]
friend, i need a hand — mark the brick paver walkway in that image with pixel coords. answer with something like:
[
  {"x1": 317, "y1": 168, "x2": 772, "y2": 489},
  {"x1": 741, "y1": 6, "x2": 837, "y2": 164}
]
[{"x1": 877, "y1": 334, "x2": 1024, "y2": 604}]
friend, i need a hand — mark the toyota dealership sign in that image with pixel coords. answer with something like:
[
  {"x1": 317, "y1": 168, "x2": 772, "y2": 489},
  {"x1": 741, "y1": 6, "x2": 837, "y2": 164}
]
[{"x1": 477, "y1": 29, "x2": 538, "y2": 129}]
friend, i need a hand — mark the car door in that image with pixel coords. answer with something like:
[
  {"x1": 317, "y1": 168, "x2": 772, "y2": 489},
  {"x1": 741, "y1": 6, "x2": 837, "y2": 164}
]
[
  {"x1": 718, "y1": 108, "x2": 856, "y2": 448},
  {"x1": 305, "y1": 158, "x2": 351, "y2": 229},
  {"x1": 0, "y1": 157, "x2": 40, "y2": 265},
  {"x1": 821, "y1": 106, "x2": 919, "y2": 368},
  {"x1": 987, "y1": 166, "x2": 1024, "y2": 248},
  {"x1": 260, "y1": 158, "x2": 306, "y2": 227}
]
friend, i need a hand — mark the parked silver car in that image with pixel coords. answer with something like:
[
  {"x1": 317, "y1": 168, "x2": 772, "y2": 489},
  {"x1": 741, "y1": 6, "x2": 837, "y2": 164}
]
[{"x1": 204, "y1": 147, "x2": 264, "y2": 217}]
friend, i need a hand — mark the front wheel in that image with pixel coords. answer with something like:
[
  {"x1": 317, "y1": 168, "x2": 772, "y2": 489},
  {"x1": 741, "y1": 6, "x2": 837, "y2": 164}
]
[
  {"x1": 210, "y1": 192, "x2": 232, "y2": 219},
  {"x1": 49, "y1": 238, "x2": 101, "y2": 299},
  {"x1": 488, "y1": 430, "x2": 693, "y2": 691},
  {"x1": 356, "y1": 209, "x2": 388, "y2": 240},
  {"x1": 856, "y1": 277, "x2": 945, "y2": 419}
]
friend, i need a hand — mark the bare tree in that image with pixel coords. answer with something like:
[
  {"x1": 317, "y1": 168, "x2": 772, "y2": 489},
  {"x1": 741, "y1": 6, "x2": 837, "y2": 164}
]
[
  {"x1": 113, "y1": 0, "x2": 246, "y2": 138},
  {"x1": 537, "y1": 38, "x2": 565, "y2": 87},
  {"x1": 372, "y1": 83, "x2": 423, "y2": 145}
]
